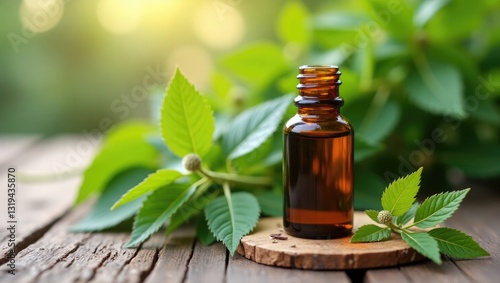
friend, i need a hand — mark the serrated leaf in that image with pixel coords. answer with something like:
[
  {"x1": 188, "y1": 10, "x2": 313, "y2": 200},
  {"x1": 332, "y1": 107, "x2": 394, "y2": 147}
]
[
  {"x1": 413, "y1": 189, "x2": 469, "y2": 228},
  {"x1": 112, "y1": 169, "x2": 183, "y2": 210},
  {"x1": 196, "y1": 217, "x2": 216, "y2": 246},
  {"x1": 401, "y1": 232, "x2": 442, "y2": 264},
  {"x1": 365, "y1": 210, "x2": 380, "y2": 223},
  {"x1": 256, "y1": 191, "x2": 283, "y2": 217},
  {"x1": 428, "y1": 227, "x2": 490, "y2": 259},
  {"x1": 395, "y1": 202, "x2": 419, "y2": 226},
  {"x1": 205, "y1": 192, "x2": 260, "y2": 255},
  {"x1": 381, "y1": 167, "x2": 423, "y2": 216},
  {"x1": 350, "y1": 224, "x2": 391, "y2": 243},
  {"x1": 277, "y1": 0, "x2": 310, "y2": 46},
  {"x1": 161, "y1": 68, "x2": 215, "y2": 158},
  {"x1": 406, "y1": 58, "x2": 465, "y2": 117},
  {"x1": 166, "y1": 190, "x2": 217, "y2": 235},
  {"x1": 71, "y1": 168, "x2": 152, "y2": 232},
  {"x1": 222, "y1": 95, "x2": 292, "y2": 160},
  {"x1": 125, "y1": 183, "x2": 196, "y2": 247},
  {"x1": 75, "y1": 133, "x2": 158, "y2": 205}
]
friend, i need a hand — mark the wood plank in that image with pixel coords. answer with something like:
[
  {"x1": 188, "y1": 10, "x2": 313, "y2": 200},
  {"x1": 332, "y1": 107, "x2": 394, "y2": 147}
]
[
  {"x1": 144, "y1": 227, "x2": 196, "y2": 283},
  {"x1": 443, "y1": 185, "x2": 500, "y2": 283},
  {"x1": 0, "y1": 201, "x2": 92, "y2": 283},
  {"x1": 113, "y1": 233, "x2": 165, "y2": 283},
  {"x1": 0, "y1": 135, "x2": 39, "y2": 165},
  {"x1": 184, "y1": 241, "x2": 226, "y2": 283},
  {"x1": 226, "y1": 252, "x2": 351, "y2": 283},
  {"x1": 366, "y1": 185, "x2": 499, "y2": 283},
  {"x1": 36, "y1": 233, "x2": 130, "y2": 283},
  {"x1": 399, "y1": 260, "x2": 471, "y2": 283},
  {"x1": 365, "y1": 269, "x2": 410, "y2": 283},
  {"x1": 0, "y1": 136, "x2": 98, "y2": 267}
]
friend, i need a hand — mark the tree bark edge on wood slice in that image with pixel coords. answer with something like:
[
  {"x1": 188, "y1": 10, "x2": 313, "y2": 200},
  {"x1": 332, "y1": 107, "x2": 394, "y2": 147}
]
[{"x1": 237, "y1": 212, "x2": 426, "y2": 270}]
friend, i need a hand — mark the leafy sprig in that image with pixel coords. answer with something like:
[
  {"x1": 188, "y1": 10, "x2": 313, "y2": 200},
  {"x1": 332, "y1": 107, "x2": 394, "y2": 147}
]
[
  {"x1": 351, "y1": 168, "x2": 490, "y2": 264},
  {"x1": 73, "y1": 68, "x2": 291, "y2": 255}
]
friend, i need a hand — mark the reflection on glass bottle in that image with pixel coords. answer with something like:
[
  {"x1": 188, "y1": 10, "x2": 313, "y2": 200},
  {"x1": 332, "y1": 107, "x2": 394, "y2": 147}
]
[{"x1": 283, "y1": 65, "x2": 354, "y2": 239}]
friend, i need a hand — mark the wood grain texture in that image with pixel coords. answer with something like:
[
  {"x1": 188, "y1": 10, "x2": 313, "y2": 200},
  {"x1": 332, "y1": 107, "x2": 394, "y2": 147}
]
[
  {"x1": 143, "y1": 227, "x2": 196, "y2": 283},
  {"x1": 237, "y1": 212, "x2": 425, "y2": 270},
  {"x1": 0, "y1": 136, "x2": 97, "y2": 267},
  {"x1": 440, "y1": 185, "x2": 500, "y2": 283},
  {"x1": 1, "y1": 136, "x2": 499, "y2": 283},
  {"x1": 227, "y1": 252, "x2": 351, "y2": 283},
  {"x1": 184, "y1": 241, "x2": 226, "y2": 283},
  {"x1": 0, "y1": 201, "x2": 93, "y2": 283}
]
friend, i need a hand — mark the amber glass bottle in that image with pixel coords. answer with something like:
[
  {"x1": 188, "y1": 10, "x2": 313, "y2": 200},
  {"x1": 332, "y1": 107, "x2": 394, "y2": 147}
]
[{"x1": 283, "y1": 65, "x2": 354, "y2": 239}]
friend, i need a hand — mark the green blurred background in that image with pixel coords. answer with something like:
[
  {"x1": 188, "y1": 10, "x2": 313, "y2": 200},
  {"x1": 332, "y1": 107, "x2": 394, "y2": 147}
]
[{"x1": 1, "y1": 0, "x2": 500, "y2": 190}]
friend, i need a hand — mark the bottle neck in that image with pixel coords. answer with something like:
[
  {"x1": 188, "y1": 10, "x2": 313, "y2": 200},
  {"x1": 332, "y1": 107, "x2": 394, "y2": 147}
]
[{"x1": 295, "y1": 65, "x2": 344, "y2": 116}]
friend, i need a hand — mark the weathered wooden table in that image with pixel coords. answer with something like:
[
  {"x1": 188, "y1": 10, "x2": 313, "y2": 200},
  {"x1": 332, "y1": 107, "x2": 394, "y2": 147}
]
[{"x1": 0, "y1": 135, "x2": 498, "y2": 283}]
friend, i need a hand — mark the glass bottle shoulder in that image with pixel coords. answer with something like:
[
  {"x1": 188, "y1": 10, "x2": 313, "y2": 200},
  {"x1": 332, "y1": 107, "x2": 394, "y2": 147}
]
[{"x1": 284, "y1": 114, "x2": 353, "y2": 137}]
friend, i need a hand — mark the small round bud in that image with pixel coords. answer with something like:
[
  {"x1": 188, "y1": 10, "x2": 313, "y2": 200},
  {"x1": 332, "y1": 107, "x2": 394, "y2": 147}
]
[
  {"x1": 377, "y1": 210, "x2": 393, "y2": 225},
  {"x1": 182, "y1": 154, "x2": 202, "y2": 172}
]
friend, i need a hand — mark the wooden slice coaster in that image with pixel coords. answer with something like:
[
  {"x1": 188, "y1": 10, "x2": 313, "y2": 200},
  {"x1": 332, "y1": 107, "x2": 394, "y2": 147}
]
[{"x1": 237, "y1": 212, "x2": 426, "y2": 270}]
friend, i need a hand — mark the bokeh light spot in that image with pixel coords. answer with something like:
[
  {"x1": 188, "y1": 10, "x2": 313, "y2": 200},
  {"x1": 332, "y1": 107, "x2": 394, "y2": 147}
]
[
  {"x1": 167, "y1": 45, "x2": 214, "y2": 88},
  {"x1": 97, "y1": 0, "x2": 143, "y2": 34},
  {"x1": 20, "y1": 0, "x2": 64, "y2": 33},
  {"x1": 193, "y1": 2, "x2": 244, "y2": 49}
]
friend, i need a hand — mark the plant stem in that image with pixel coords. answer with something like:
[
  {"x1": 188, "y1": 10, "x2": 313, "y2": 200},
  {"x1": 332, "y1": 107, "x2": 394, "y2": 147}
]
[
  {"x1": 198, "y1": 167, "x2": 272, "y2": 187},
  {"x1": 387, "y1": 222, "x2": 413, "y2": 235},
  {"x1": 191, "y1": 177, "x2": 211, "y2": 200}
]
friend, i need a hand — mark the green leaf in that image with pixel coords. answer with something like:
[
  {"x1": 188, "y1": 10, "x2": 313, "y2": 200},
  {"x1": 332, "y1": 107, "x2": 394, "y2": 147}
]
[
  {"x1": 364, "y1": 0, "x2": 415, "y2": 41},
  {"x1": 425, "y1": 0, "x2": 487, "y2": 42},
  {"x1": 344, "y1": 97, "x2": 401, "y2": 145},
  {"x1": 350, "y1": 224, "x2": 391, "y2": 243},
  {"x1": 395, "y1": 202, "x2": 419, "y2": 226},
  {"x1": 471, "y1": 98, "x2": 500, "y2": 125},
  {"x1": 222, "y1": 95, "x2": 292, "y2": 160},
  {"x1": 312, "y1": 12, "x2": 368, "y2": 50},
  {"x1": 205, "y1": 191, "x2": 260, "y2": 255},
  {"x1": 428, "y1": 227, "x2": 490, "y2": 259},
  {"x1": 75, "y1": 136, "x2": 158, "y2": 205},
  {"x1": 365, "y1": 210, "x2": 380, "y2": 223},
  {"x1": 438, "y1": 144, "x2": 500, "y2": 178},
  {"x1": 71, "y1": 168, "x2": 152, "y2": 232},
  {"x1": 381, "y1": 167, "x2": 422, "y2": 216},
  {"x1": 166, "y1": 190, "x2": 217, "y2": 235},
  {"x1": 413, "y1": 189, "x2": 469, "y2": 228},
  {"x1": 354, "y1": 137, "x2": 383, "y2": 163},
  {"x1": 112, "y1": 169, "x2": 183, "y2": 210},
  {"x1": 354, "y1": 169, "x2": 385, "y2": 210},
  {"x1": 196, "y1": 217, "x2": 217, "y2": 246},
  {"x1": 161, "y1": 68, "x2": 215, "y2": 158},
  {"x1": 406, "y1": 58, "x2": 465, "y2": 117},
  {"x1": 221, "y1": 42, "x2": 287, "y2": 87},
  {"x1": 125, "y1": 183, "x2": 196, "y2": 247},
  {"x1": 414, "y1": 0, "x2": 450, "y2": 27},
  {"x1": 256, "y1": 191, "x2": 283, "y2": 217},
  {"x1": 401, "y1": 232, "x2": 442, "y2": 264},
  {"x1": 276, "y1": 0, "x2": 310, "y2": 46},
  {"x1": 104, "y1": 121, "x2": 157, "y2": 146}
]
